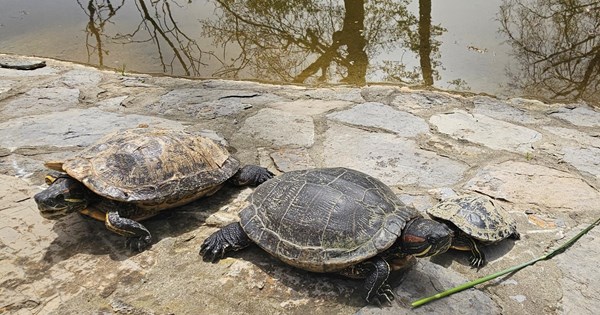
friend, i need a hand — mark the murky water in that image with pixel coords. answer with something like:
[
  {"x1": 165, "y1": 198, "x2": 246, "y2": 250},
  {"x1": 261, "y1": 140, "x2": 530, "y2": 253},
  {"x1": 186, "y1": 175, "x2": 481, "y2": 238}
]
[{"x1": 1, "y1": 0, "x2": 598, "y2": 105}]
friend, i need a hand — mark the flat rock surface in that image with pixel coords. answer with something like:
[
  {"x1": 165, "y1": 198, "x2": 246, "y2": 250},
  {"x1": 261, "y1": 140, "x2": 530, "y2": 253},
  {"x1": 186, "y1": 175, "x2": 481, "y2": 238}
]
[
  {"x1": 550, "y1": 106, "x2": 600, "y2": 127},
  {"x1": 464, "y1": 161, "x2": 600, "y2": 213},
  {"x1": 430, "y1": 110, "x2": 542, "y2": 153},
  {"x1": 327, "y1": 102, "x2": 430, "y2": 137},
  {"x1": 0, "y1": 54, "x2": 599, "y2": 315},
  {"x1": 323, "y1": 123, "x2": 468, "y2": 187}
]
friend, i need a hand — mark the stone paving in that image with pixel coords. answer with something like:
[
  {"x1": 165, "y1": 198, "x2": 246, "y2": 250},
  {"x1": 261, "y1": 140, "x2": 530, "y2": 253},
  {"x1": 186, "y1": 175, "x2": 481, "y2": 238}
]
[{"x1": 0, "y1": 54, "x2": 599, "y2": 315}]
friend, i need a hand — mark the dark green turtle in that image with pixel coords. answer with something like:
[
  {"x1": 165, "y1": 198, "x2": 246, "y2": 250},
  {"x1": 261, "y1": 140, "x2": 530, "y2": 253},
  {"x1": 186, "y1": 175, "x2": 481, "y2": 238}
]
[
  {"x1": 34, "y1": 127, "x2": 273, "y2": 251},
  {"x1": 426, "y1": 195, "x2": 520, "y2": 268},
  {"x1": 201, "y1": 167, "x2": 452, "y2": 305}
]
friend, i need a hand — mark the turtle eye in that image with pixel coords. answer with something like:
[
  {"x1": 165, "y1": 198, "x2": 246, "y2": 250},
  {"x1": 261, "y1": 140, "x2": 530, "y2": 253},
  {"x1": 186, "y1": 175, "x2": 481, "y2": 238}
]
[
  {"x1": 45, "y1": 175, "x2": 57, "y2": 185},
  {"x1": 56, "y1": 194, "x2": 65, "y2": 202}
]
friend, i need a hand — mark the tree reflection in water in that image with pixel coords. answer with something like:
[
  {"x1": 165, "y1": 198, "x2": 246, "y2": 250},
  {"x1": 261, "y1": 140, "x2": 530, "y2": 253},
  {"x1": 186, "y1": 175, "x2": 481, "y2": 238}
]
[
  {"x1": 75, "y1": 0, "x2": 448, "y2": 87},
  {"x1": 78, "y1": 0, "x2": 125, "y2": 66},
  {"x1": 80, "y1": 0, "x2": 212, "y2": 76},
  {"x1": 499, "y1": 0, "x2": 600, "y2": 105},
  {"x1": 202, "y1": 0, "x2": 445, "y2": 86}
]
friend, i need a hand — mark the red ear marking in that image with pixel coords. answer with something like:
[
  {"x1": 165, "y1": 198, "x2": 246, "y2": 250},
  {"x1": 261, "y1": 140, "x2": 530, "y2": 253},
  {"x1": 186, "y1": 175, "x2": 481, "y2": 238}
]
[{"x1": 402, "y1": 234, "x2": 426, "y2": 243}]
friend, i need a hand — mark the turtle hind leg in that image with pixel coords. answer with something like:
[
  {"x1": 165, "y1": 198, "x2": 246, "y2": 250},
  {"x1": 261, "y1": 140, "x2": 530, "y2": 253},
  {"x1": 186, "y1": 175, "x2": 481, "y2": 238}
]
[
  {"x1": 228, "y1": 165, "x2": 274, "y2": 187},
  {"x1": 200, "y1": 222, "x2": 252, "y2": 262},
  {"x1": 452, "y1": 235, "x2": 486, "y2": 268},
  {"x1": 362, "y1": 257, "x2": 394, "y2": 306},
  {"x1": 509, "y1": 231, "x2": 521, "y2": 240},
  {"x1": 105, "y1": 211, "x2": 152, "y2": 252}
]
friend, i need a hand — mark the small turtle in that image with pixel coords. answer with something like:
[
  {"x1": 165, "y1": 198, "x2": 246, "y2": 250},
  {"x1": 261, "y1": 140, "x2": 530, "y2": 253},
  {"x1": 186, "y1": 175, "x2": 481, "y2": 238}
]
[
  {"x1": 426, "y1": 195, "x2": 520, "y2": 268},
  {"x1": 34, "y1": 128, "x2": 273, "y2": 251},
  {"x1": 200, "y1": 167, "x2": 452, "y2": 304}
]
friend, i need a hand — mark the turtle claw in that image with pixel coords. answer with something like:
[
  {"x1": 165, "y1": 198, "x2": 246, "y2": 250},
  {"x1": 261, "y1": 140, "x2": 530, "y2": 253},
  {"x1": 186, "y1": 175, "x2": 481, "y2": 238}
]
[
  {"x1": 200, "y1": 235, "x2": 222, "y2": 262},
  {"x1": 230, "y1": 165, "x2": 274, "y2": 186},
  {"x1": 200, "y1": 237, "x2": 228, "y2": 263},
  {"x1": 367, "y1": 284, "x2": 395, "y2": 306},
  {"x1": 125, "y1": 235, "x2": 152, "y2": 252},
  {"x1": 200, "y1": 223, "x2": 252, "y2": 262},
  {"x1": 469, "y1": 256, "x2": 485, "y2": 268},
  {"x1": 254, "y1": 169, "x2": 274, "y2": 185}
]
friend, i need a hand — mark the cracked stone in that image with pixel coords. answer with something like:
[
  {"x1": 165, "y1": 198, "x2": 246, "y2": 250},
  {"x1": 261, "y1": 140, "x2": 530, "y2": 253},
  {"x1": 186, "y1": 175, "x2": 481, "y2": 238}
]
[
  {"x1": 323, "y1": 123, "x2": 467, "y2": 187},
  {"x1": 269, "y1": 99, "x2": 351, "y2": 116},
  {"x1": 472, "y1": 96, "x2": 545, "y2": 124},
  {"x1": 0, "y1": 108, "x2": 185, "y2": 150},
  {"x1": 0, "y1": 87, "x2": 80, "y2": 119},
  {"x1": 464, "y1": 161, "x2": 600, "y2": 213},
  {"x1": 550, "y1": 106, "x2": 600, "y2": 127},
  {"x1": 239, "y1": 108, "x2": 314, "y2": 147},
  {"x1": 430, "y1": 110, "x2": 542, "y2": 153},
  {"x1": 269, "y1": 147, "x2": 315, "y2": 172},
  {"x1": 327, "y1": 102, "x2": 430, "y2": 137}
]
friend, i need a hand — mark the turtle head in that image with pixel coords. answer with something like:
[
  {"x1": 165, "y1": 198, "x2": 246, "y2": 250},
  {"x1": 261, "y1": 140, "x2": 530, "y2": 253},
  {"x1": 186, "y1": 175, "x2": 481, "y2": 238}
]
[
  {"x1": 400, "y1": 217, "x2": 453, "y2": 257},
  {"x1": 34, "y1": 171, "x2": 91, "y2": 219}
]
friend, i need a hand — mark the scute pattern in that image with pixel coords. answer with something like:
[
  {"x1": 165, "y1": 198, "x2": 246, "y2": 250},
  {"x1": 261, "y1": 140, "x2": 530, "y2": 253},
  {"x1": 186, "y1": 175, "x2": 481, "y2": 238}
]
[
  {"x1": 427, "y1": 195, "x2": 517, "y2": 242},
  {"x1": 240, "y1": 167, "x2": 418, "y2": 272},
  {"x1": 62, "y1": 128, "x2": 240, "y2": 209}
]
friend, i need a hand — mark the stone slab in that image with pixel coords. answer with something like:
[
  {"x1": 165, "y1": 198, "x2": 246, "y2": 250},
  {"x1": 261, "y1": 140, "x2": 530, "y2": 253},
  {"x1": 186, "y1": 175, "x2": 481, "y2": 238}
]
[
  {"x1": 430, "y1": 110, "x2": 542, "y2": 153},
  {"x1": 323, "y1": 123, "x2": 468, "y2": 188},
  {"x1": 543, "y1": 126, "x2": 600, "y2": 148},
  {"x1": 269, "y1": 99, "x2": 351, "y2": 116},
  {"x1": 473, "y1": 96, "x2": 544, "y2": 124},
  {"x1": 327, "y1": 102, "x2": 430, "y2": 137},
  {"x1": 556, "y1": 226, "x2": 600, "y2": 314},
  {"x1": 145, "y1": 88, "x2": 261, "y2": 119},
  {"x1": 390, "y1": 91, "x2": 462, "y2": 111},
  {"x1": 238, "y1": 108, "x2": 315, "y2": 147},
  {"x1": 0, "y1": 108, "x2": 185, "y2": 150},
  {"x1": 562, "y1": 147, "x2": 600, "y2": 179},
  {"x1": 465, "y1": 161, "x2": 600, "y2": 213},
  {"x1": 270, "y1": 147, "x2": 316, "y2": 172},
  {"x1": 0, "y1": 87, "x2": 80, "y2": 119},
  {"x1": 550, "y1": 106, "x2": 600, "y2": 127}
]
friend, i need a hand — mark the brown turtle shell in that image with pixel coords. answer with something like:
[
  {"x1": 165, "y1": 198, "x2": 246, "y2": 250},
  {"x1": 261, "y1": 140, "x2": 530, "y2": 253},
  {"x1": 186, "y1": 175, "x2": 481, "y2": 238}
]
[
  {"x1": 239, "y1": 167, "x2": 419, "y2": 273},
  {"x1": 58, "y1": 128, "x2": 240, "y2": 211},
  {"x1": 426, "y1": 195, "x2": 518, "y2": 243}
]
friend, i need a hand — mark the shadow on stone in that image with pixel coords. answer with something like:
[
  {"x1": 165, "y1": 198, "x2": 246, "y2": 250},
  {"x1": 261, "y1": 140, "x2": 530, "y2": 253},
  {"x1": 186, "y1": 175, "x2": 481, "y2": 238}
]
[
  {"x1": 357, "y1": 260, "x2": 500, "y2": 314},
  {"x1": 429, "y1": 238, "x2": 518, "y2": 269},
  {"x1": 220, "y1": 248, "x2": 422, "y2": 308},
  {"x1": 41, "y1": 186, "x2": 243, "y2": 266}
]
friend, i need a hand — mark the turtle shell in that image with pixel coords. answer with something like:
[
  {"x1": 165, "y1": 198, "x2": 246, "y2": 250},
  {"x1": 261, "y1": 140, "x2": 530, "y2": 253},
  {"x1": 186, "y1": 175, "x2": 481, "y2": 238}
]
[
  {"x1": 61, "y1": 128, "x2": 240, "y2": 210},
  {"x1": 426, "y1": 195, "x2": 517, "y2": 242},
  {"x1": 239, "y1": 167, "x2": 418, "y2": 273}
]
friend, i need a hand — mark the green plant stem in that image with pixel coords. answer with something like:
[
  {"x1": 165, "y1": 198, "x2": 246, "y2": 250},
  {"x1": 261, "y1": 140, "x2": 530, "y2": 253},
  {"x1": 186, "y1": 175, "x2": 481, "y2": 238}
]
[{"x1": 411, "y1": 217, "x2": 600, "y2": 308}]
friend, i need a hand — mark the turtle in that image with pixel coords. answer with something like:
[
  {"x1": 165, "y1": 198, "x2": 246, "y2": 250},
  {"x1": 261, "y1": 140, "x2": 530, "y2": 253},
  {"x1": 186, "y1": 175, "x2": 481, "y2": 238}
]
[
  {"x1": 34, "y1": 127, "x2": 274, "y2": 251},
  {"x1": 426, "y1": 194, "x2": 520, "y2": 268},
  {"x1": 200, "y1": 167, "x2": 453, "y2": 304}
]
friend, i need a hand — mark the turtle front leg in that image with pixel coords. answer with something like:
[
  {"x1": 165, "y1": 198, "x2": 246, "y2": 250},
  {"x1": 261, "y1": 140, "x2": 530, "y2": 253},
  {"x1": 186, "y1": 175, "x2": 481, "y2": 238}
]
[
  {"x1": 361, "y1": 257, "x2": 394, "y2": 305},
  {"x1": 228, "y1": 165, "x2": 274, "y2": 186},
  {"x1": 200, "y1": 222, "x2": 253, "y2": 262},
  {"x1": 105, "y1": 211, "x2": 152, "y2": 252},
  {"x1": 452, "y1": 235, "x2": 486, "y2": 268}
]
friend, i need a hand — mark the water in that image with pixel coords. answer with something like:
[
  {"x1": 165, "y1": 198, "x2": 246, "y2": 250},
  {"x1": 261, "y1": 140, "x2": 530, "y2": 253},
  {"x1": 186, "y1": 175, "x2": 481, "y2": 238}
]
[{"x1": 1, "y1": 0, "x2": 598, "y2": 106}]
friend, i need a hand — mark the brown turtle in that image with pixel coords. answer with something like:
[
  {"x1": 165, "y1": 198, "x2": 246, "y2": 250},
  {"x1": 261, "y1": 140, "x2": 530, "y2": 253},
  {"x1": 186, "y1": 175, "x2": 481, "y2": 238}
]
[
  {"x1": 34, "y1": 128, "x2": 273, "y2": 251},
  {"x1": 426, "y1": 195, "x2": 520, "y2": 267}
]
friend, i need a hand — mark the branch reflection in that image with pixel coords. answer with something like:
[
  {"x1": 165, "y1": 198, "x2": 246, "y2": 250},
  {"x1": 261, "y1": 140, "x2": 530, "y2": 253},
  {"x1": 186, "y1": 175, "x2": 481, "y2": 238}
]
[
  {"x1": 499, "y1": 0, "x2": 600, "y2": 105},
  {"x1": 202, "y1": 0, "x2": 445, "y2": 86},
  {"x1": 78, "y1": 0, "x2": 125, "y2": 66},
  {"x1": 113, "y1": 0, "x2": 210, "y2": 76}
]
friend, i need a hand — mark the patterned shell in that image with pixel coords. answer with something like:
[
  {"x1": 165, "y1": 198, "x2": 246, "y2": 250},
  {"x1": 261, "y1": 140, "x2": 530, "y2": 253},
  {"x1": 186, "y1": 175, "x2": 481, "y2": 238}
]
[
  {"x1": 426, "y1": 195, "x2": 518, "y2": 242},
  {"x1": 61, "y1": 128, "x2": 240, "y2": 210},
  {"x1": 239, "y1": 167, "x2": 418, "y2": 272}
]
